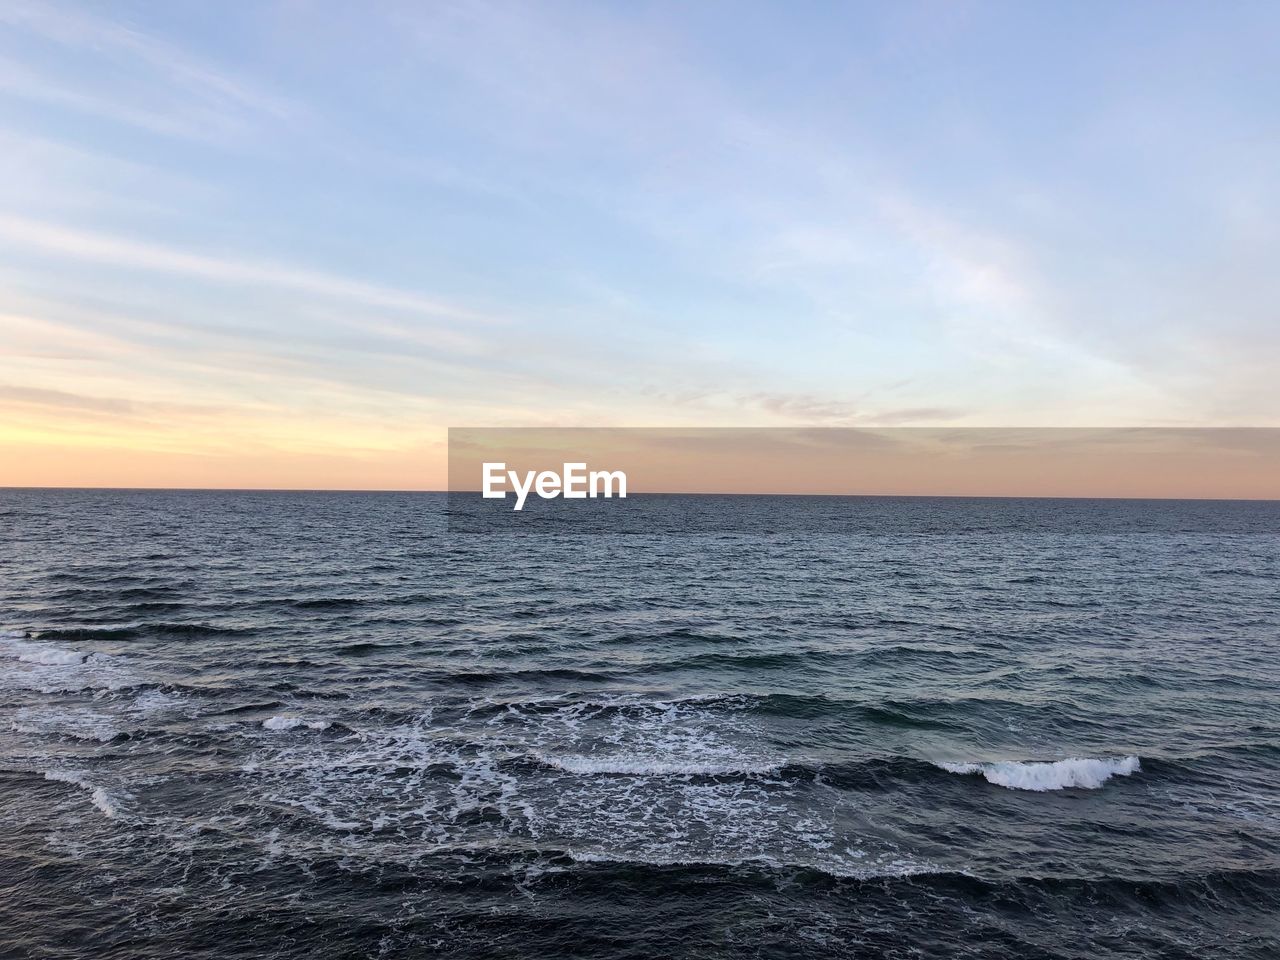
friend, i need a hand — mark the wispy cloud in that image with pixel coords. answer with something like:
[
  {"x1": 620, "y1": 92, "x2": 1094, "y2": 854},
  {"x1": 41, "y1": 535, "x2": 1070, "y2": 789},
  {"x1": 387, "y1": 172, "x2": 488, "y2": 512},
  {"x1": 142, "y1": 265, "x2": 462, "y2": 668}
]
[
  {"x1": 0, "y1": 0, "x2": 297, "y2": 142},
  {"x1": 0, "y1": 215, "x2": 494, "y2": 330},
  {"x1": 1, "y1": 0, "x2": 292, "y2": 116}
]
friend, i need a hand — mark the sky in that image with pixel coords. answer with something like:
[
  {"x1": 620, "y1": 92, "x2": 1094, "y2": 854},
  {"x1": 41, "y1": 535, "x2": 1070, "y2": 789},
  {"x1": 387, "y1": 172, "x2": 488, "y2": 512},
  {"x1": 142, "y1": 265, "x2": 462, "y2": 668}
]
[
  {"x1": 448, "y1": 428, "x2": 1280, "y2": 500},
  {"x1": 1, "y1": 1, "x2": 1277, "y2": 489}
]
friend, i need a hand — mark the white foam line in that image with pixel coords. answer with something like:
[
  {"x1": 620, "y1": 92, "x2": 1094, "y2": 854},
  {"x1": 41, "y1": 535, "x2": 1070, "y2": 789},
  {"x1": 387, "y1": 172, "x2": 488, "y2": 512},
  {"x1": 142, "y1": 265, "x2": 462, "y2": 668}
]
[
  {"x1": 1, "y1": 636, "x2": 87, "y2": 665},
  {"x1": 567, "y1": 849, "x2": 940, "y2": 881},
  {"x1": 263, "y1": 715, "x2": 331, "y2": 731},
  {"x1": 42, "y1": 770, "x2": 124, "y2": 819},
  {"x1": 538, "y1": 754, "x2": 782, "y2": 776},
  {"x1": 936, "y1": 756, "x2": 1141, "y2": 791}
]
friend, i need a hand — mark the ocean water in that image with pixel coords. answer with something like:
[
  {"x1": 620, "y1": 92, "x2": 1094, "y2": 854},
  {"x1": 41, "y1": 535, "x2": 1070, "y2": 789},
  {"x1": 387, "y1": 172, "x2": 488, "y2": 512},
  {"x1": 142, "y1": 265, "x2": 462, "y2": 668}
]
[{"x1": 1, "y1": 489, "x2": 1278, "y2": 959}]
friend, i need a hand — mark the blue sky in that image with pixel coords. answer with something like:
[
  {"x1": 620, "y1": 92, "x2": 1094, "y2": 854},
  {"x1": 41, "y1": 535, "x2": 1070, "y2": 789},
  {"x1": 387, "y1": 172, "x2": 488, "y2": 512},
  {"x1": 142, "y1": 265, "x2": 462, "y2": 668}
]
[{"x1": 1, "y1": 1, "x2": 1277, "y2": 486}]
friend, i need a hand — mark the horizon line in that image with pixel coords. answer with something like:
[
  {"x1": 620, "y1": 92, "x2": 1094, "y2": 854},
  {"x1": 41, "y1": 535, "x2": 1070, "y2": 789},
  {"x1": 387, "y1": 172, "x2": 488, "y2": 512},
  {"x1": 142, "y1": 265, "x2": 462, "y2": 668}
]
[{"x1": 2, "y1": 485, "x2": 1279, "y2": 504}]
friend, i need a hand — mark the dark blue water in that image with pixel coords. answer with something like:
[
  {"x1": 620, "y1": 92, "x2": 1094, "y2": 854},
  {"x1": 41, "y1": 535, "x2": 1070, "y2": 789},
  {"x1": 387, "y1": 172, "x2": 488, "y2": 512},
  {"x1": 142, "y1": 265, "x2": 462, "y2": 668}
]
[{"x1": 1, "y1": 490, "x2": 1278, "y2": 958}]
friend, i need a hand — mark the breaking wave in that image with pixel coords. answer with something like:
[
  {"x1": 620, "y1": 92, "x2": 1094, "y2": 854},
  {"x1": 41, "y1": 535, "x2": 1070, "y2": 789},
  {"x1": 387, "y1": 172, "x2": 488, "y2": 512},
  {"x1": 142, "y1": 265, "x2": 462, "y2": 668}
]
[
  {"x1": 0, "y1": 631, "x2": 134, "y2": 692},
  {"x1": 262, "y1": 716, "x2": 331, "y2": 731},
  {"x1": 2, "y1": 637, "x2": 88, "y2": 666},
  {"x1": 935, "y1": 756, "x2": 1141, "y2": 791},
  {"x1": 42, "y1": 769, "x2": 124, "y2": 819}
]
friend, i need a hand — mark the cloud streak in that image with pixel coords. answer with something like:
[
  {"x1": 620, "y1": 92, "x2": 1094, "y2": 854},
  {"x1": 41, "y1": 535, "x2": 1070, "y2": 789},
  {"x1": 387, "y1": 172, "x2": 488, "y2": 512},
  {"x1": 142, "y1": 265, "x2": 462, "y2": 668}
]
[{"x1": 0, "y1": 215, "x2": 495, "y2": 328}]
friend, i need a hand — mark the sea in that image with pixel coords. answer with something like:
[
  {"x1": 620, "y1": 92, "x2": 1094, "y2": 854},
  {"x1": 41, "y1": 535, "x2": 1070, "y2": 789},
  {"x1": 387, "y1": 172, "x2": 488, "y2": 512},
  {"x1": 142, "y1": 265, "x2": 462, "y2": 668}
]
[{"x1": 0, "y1": 489, "x2": 1277, "y2": 959}]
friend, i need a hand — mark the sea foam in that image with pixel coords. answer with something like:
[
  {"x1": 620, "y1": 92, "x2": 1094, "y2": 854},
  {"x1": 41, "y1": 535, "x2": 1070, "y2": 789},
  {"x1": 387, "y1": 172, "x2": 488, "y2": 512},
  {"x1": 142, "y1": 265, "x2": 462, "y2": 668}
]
[
  {"x1": 15, "y1": 707, "x2": 121, "y2": 742},
  {"x1": 43, "y1": 770, "x2": 123, "y2": 818},
  {"x1": 936, "y1": 756, "x2": 1141, "y2": 791},
  {"x1": 263, "y1": 716, "x2": 330, "y2": 731},
  {"x1": 0, "y1": 633, "x2": 132, "y2": 693},
  {"x1": 537, "y1": 754, "x2": 782, "y2": 776},
  {"x1": 1, "y1": 636, "x2": 88, "y2": 666},
  {"x1": 18, "y1": 646, "x2": 88, "y2": 666}
]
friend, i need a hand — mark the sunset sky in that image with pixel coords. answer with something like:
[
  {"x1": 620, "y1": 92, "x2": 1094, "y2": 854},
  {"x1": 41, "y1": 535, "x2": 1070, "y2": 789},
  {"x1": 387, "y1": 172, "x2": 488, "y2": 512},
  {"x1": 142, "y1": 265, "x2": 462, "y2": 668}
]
[
  {"x1": 1, "y1": 1, "x2": 1278, "y2": 489},
  {"x1": 449, "y1": 428, "x2": 1280, "y2": 500}
]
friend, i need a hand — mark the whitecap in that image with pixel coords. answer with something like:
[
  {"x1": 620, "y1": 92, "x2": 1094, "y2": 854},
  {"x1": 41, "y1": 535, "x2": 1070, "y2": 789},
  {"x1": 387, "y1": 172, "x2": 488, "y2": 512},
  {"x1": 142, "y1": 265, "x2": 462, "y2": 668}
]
[
  {"x1": 0, "y1": 634, "x2": 133, "y2": 692},
  {"x1": 42, "y1": 770, "x2": 124, "y2": 819},
  {"x1": 89, "y1": 787, "x2": 121, "y2": 818},
  {"x1": 3, "y1": 638, "x2": 87, "y2": 665},
  {"x1": 262, "y1": 715, "x2": 330, "y2": 732},
  {"x1": 14, "y1": 707, "x2": 121, "y2": 742},
  {"x1": 936, "y1": 755, "x2": 1140, "y2": 791},
  {"x1": 129, "y1": 689, "x2": 186, "y2": 716}
]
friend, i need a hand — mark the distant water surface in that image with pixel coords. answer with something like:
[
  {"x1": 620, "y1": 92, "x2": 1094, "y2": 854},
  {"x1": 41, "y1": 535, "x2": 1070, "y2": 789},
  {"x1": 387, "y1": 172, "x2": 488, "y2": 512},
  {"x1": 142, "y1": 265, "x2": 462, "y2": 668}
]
[{"x1": 0, "y1": 490, "x2": 1277, "y2": 959}]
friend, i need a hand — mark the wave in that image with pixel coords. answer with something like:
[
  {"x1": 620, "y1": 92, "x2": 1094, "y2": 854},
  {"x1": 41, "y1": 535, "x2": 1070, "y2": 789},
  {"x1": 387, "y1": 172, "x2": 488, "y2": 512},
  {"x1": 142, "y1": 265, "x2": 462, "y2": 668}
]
[
  {"x1": 529, "y1": 751, "x2": 1148, "y2": 790},
  {"x1": 10, "y1": 641, "x2": 88, "y2": 666},
  {"x1": 122, "y1": 601, "x2": 186, "y2": 613},
  {"x1": 14, "y1": 707, "x2": 123, "y2": 743},
  {"x1": 42, "y1": 770, "x2": 123, "y2": 818},
  {"x1": 336, "y1": 641, "x2": 397, "y2": 656},
  {"x1": 457, "y1": 690, "x2": 1012, "y2": 731},
  {"x1": 0, "y1": 633, "x2": 135, "y2": 691},
  {"x1": 457, "y1": 691, "x2": 748, "y2": 721},
  {"x1": 442, "y1": 666, "x2": 619, "y2": 685},
  {"x1": 644, "y1": 649, "x2": 843, "y2": 673},
  {"x1": 563, "y1": 860, "x2": 1280, "y2": 908},
  {"x1": 849, "y1": 644, "x2": 991, "y2": 666},
  {"x1": 535, "y1": 753, "x2": 783, "y2": 777},
  {"x1": 262, "y1": 715, "x2": 331, "y2": 732},
  {"x1": 36, "y1": 627, "x2": 138, "y2": 642},
  {"x1": 35, "y1": 623, "x2": 248, "y2": 642},
  {"x1": 526, "y1": 749, "x2": 1150, "y2": 792},
  {"x1": 563, "y1": 848, "x2": 939, "y2": 882},
  {"x1": 935, "y1": 756, "x2": 1141, "y2": 791},
  {"x1": 142, "y1": 622, "x2": 247, "y2": 637}
]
